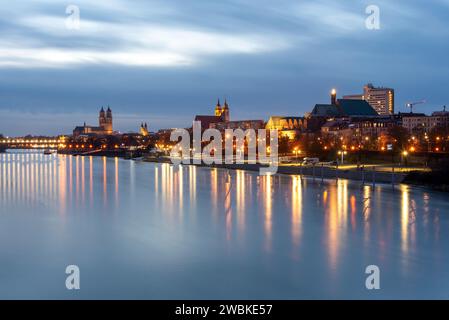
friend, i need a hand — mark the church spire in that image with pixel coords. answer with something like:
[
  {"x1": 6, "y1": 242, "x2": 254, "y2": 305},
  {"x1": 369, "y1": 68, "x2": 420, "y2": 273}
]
[{"x1": 215, "y1": 98, "x2": 222, "y2": 117}]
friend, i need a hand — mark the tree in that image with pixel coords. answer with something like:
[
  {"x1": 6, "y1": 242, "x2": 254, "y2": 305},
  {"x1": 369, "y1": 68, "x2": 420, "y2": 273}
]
[
  {"x1": 388, "y1": 125, "x2": 410, "y2": 151},
  {"x1": 429, "y1": 125, "x2": 449, "y2": 152},
  {"x1": 278, "y1": 136, "x2": 290, "y2": 155}
]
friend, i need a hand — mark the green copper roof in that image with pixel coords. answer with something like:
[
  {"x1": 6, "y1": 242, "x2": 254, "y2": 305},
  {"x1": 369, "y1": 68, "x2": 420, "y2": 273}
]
[
  {"x1": 337, "y1": 99, "x2": 378, "y2": 116},
  {"x1": 311, "y1": 99, "x2": 378, "y2": 117}
]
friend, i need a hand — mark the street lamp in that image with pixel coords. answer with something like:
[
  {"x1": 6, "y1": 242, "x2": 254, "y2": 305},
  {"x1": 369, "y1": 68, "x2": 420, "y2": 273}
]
[
  {"x1": 402, "y1": 150, "x2": 408, "y2": 166},
  {"x1": 293, "y1": 147, "x2": 301, "y2": 162},
  {"x1": 338, "y1": 150, "x2": 347, "y2": 164}
]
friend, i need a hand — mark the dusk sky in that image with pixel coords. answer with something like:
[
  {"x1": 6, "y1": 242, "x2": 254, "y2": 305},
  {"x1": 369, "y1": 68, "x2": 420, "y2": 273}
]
[{"x1": 0, "y1": 0, "x2": 448, "y2": 136}]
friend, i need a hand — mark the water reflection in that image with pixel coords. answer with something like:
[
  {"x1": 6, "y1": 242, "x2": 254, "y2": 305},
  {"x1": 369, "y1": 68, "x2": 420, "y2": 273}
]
[
  {"x1": 263, "y1": 175, "x2": 273, "y2": 251},
  {"x1": 326, "y1": 181, "x2": 340, "y2": 272},
  {"x1": 400, "y1": 185, "x2": 416, "y2": 268},
  {"x1": 401, "y1": 185, "x2": 409, "y2": 256},
  {"x1": 89, "y1": 156, "x2": 93, "y2": 205},
  {"x1": 291, "y1": 176, "x2": 302, "y2": 248},
  {"x1": 102, "y1": 157, "x2": 107, "y2": 205},
  {"x1": 1, "y1": 151, "x2": 448, "y2": 299},
  {"x1": 224, "y1": 170, "x2": 233, "y2": 241},
  {"x1": 58, "y1": 155, "x2": 67, "y2": 215},
  {"x1": 189, "y1": 165, "x2": 196, "y2": 205},
  {"x1": 113, "y1": 157, "x2": 118, "y2": 206},
  {"x1": 176, "y1": 166, "x2": 184, "y2": 212},
  {"x1": 236, "y1": 170, "x2": 245, "y2": 233},
  {"x1": 210, "y1": 168, "x2": 218, "y2": 216}
]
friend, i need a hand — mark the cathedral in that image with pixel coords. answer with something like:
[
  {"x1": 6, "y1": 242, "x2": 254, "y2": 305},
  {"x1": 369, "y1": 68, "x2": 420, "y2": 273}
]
[
  {"x1": 73, "y1": 107, "x2": 114, "y2": 137},
  {"x1": 194, "y1": 99, "x2": 231, "y2": 131},
  {"x1": 140, "y1": 122, "x2": 149, "y2": 136},
  {"x1": 214, "y1": 99, "x2": 230, "y2": 122}
]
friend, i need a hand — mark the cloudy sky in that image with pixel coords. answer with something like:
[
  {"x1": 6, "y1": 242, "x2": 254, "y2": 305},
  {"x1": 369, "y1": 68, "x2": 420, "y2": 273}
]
[{"x1": 0, "y1": 0, "x2": 448, "y2": 135}]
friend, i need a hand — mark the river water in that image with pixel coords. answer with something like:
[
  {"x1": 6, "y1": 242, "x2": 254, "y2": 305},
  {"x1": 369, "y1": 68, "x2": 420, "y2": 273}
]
[{"x1": 0, "y1": 150, "x2": 448, "y2": 299}]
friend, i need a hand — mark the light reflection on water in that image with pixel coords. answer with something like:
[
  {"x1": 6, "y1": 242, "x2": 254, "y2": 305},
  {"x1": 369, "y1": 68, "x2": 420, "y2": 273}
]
[{"x1": 1, "y1": 150, "x2": 449, "y2": 299}]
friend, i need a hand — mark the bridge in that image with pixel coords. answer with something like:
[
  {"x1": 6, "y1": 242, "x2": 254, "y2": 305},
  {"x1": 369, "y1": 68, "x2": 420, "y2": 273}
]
[{"x1": 0, "y1": 138, "x2": 63, "y2": 149}]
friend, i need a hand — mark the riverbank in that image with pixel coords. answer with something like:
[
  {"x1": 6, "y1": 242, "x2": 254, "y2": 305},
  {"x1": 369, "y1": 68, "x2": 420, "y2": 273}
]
[
  {"x1": 403, "y1": 170, "x2": 449, "y2": 192},
  {"x1": 142, "y1": 156, "x2": 406, "y2": 185},
  {"x1": 57, "y1": 149, "x2": 143, "y2": 158},
  {"x1": 5, "y1": 149, "x2": 440, "y2": 188}
]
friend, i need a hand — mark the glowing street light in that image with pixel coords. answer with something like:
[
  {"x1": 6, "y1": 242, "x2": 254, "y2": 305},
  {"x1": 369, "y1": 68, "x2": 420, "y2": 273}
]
[
  {"x1": 337, "y1": 150, "x2": 347, "y2": 164},
  {"x1": 402, "y1": 150, "x2": 409, "y2": 166},
  {"x1": 293, "y1": 147, "x2": 301, "y2": 161}
]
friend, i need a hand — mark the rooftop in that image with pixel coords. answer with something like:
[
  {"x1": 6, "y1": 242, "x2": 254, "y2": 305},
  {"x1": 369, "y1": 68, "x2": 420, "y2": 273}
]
[{"x1": 310, "y1": 99, "x2": 378, "y2": 117}]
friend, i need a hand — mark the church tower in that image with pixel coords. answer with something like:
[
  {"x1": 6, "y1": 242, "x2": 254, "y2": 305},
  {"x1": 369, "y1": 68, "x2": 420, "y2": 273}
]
[
  {"x1": 214, "y1": 99, "x2": 222, "y2": 117},
  {"x1": 104, "y1": 106, "x2": 113, "y2": 134},
  {"x1": 222, "y1": 99, "x2": 230, "y2": 122},
  {"x1": 140, "y1": 122, "x2": 149, "y2": 136},
  {"x1": 99, "y1": 107, "x2": 106, "y2": 129},
  {"x1": 99, "y1": 106, "x2": 113, "y2": 134}
]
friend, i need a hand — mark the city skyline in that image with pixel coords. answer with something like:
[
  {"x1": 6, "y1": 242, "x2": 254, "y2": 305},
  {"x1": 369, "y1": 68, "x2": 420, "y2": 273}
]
[
  {"x1": 1, "y1": 0, "x2": 449, "y2": 135},
  {"x1": 2, "y1": 0, "x2": 449, "y2": 306},
  {"x1": 0, "y1": 84, "x2": 447, "y2": 137}
]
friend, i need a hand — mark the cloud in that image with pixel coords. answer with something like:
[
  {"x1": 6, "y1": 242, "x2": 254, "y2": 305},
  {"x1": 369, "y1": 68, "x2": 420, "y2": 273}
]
[
  {"x1": 1, "y1": 0, "x2": 449, "y2": 136},
  {"x1": 0, "y1": 7, "x2": 290, "y2": 68},
  {"x1": 292, "y1": 1, "x2": 365, "y2": 34},
  {"x1": 0, "y1": 46, "x2": 191, "y2": 68},
  {"x1": 7, "y1": 0, "x2": 445, "y2": 69}
]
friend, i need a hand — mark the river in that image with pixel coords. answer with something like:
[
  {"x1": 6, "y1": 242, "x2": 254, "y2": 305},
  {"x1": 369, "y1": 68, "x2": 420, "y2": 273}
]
[{"x1": 0, "y1": 150, "x2": 448, "y2": 299}]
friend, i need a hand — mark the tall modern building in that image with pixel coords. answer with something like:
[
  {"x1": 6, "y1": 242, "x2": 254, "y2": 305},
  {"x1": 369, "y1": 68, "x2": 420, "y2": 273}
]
[{"x1": 343, "y1": 83, "x2": 395, "y2": 115}]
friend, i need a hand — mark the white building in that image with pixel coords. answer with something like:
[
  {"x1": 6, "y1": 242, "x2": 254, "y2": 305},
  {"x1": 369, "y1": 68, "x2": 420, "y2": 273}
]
[
  {"x1": 402, "y1": 109, "x2": 449, "y2": 133},
  {"x1": 344, "y1": 83, "x2": 395, "y2": 115}
]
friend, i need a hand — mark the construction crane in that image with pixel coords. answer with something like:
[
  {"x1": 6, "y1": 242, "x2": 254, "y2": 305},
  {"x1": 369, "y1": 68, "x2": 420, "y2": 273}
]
[{"x1": 405, "y1": 100, "x2": 426, "y2": 113}]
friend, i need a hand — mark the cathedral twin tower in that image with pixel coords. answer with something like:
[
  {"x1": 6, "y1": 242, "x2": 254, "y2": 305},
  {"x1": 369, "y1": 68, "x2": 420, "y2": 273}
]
[
  {"x1": 72, "y1": 106, "x2": 113, "y2": 136},
  {"x1": 214, "y1": 99, "x2": 230, "y2": 122},
  {"x1": 99, "y1": 106, "x2": 113, "y2": 134}
]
